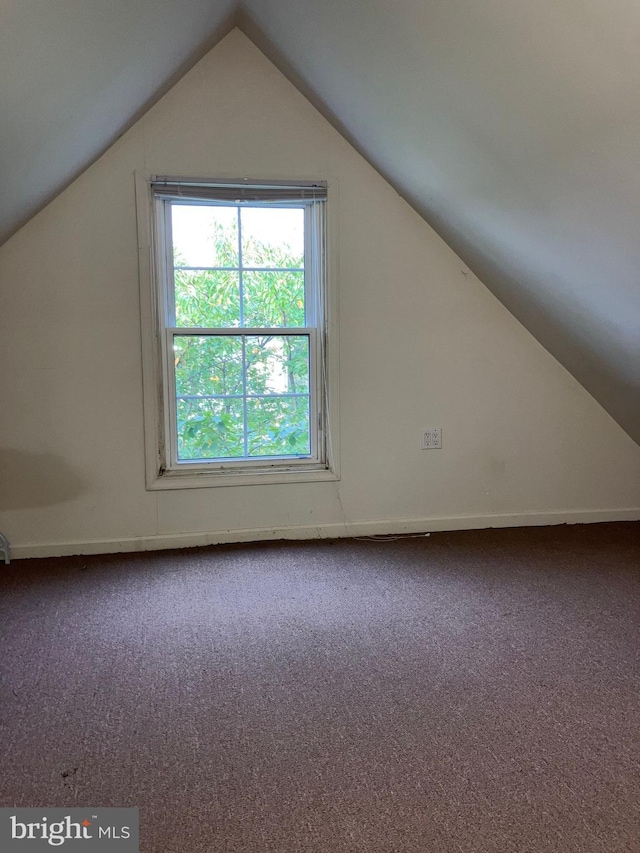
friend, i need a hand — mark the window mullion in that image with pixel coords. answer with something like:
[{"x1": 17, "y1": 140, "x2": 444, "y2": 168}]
[
  {"x1": 304, "y1": 203, "x2": 312, "y2": 326},
  {"x1": 237, "y1": 206, "x2": 244, "y2": 327},
  {"x1": 167, "y1": 326, "x2": 315, "y2": 335},
  {"x1": 241, "y1": 335, "x2": 249, "y2": 457}
]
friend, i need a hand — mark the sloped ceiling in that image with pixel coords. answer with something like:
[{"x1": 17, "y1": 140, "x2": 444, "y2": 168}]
[
  {"x1": 2, "y1": 0, "x2": 638, "y2": 443},
  {"x1": 0, "y1": 0, "x2": 237, "y2": 242}
]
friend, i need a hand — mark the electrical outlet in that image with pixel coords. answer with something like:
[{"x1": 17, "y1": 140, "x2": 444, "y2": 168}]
[{"x1": 421, "y1": 428, "x2": 442, "y2": 450}]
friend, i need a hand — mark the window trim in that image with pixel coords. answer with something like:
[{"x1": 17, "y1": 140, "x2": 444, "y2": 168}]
[{"x1": 135, "y1": 172, "x2": 340, "y2": 490}]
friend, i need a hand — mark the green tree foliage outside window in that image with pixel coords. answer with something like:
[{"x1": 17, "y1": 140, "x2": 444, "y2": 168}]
[{"x1": 171, "y1": 208, "x2": 312, "y2": 461}]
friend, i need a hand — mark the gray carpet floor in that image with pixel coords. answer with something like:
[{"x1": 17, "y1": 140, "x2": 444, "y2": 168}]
[{"x1": 1, "y1": 522, "x2": 639, "y2": 852}]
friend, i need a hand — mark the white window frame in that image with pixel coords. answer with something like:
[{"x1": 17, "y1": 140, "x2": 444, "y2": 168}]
[{"x1": 136, "y1": 174, "x2": 339, "y2": 490}]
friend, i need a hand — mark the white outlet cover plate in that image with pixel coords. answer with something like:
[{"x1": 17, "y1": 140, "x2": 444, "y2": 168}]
[{"x1": 421, "y1": 428, "x2": 442, "y2": 449}]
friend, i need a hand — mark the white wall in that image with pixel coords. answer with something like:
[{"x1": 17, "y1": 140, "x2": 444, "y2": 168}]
[{"x1": 1, "y1": 30, "x2": 639, "y2": 558}]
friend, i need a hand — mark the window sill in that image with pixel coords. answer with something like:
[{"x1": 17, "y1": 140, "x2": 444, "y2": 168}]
[{"x1": 146, "y1": 465, "x2": 339, "y2": 490}]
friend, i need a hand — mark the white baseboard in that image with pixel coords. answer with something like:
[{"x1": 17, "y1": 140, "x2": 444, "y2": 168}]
[{"x1": 9, "y1": 507, "x2": 640, "y2": 559}]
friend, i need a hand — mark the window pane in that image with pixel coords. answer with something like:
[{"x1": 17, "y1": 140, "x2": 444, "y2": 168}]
[
  {"x1": 174, "y1": 270, "x2": 240, "y2": 327},
  {"x1": 243, "y1": 271, "x2": 305, "y2": 327},
  {"x1": 177, "y1": 398, "x2": 244, "y2": 460},
  {"x1": 172, "y1": 204, "x2": 238, "y2": 267},
  {"x1": 245, "y1": 335, "x2": 309, "y2": 396},
  {"x1": 174, "y1": 336, "x2": 243, "y2": 397},
  {"x1": 241, "y1": 207, "x2": 304, "y2": 268},
  {"x1": 247, "y1": 397, "x2": 311, "y2": 457}
]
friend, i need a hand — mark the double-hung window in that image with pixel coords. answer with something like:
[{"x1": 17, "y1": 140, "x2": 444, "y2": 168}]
[{"x1": 142, "y1": 178, "x2": 334, "y2": 488}]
